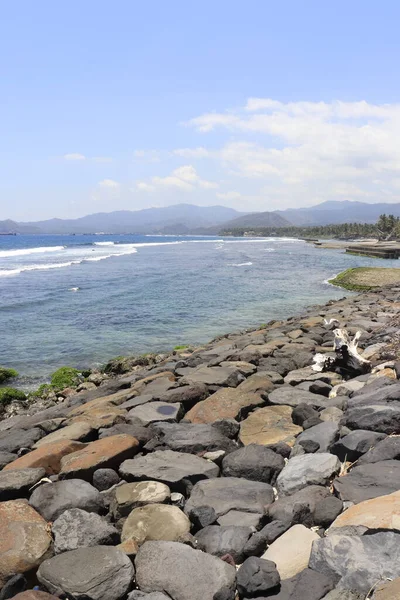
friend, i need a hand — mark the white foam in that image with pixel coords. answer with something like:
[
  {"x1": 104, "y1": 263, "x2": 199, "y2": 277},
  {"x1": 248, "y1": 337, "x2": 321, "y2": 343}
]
[
  {"x1": 229, "y1": 262, "x2": 253, "y2": 267},
  {"x1": 93, "y1": 241, "x2": 115, "y2": 246},
  {"x1": 0, "y1": 260, "x2": 82, "y2": 276},
  {"x1": 0, "y1": 245, "x2": 66, "y2": 258},
  {"x1": 265, "y1": 248, "x2": 275, "y2": 252},
  {"x1": 69, "y1": 287, "x2": 80, "y2": 292}
]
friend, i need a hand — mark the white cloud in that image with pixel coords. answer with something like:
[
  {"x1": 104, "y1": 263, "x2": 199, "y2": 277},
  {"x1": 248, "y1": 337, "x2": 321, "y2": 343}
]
[
  {"x1": 64, "y1": 153, "x2": 86, "y2": 160},
  {"x1": 137, "y1": 165, "x2": 218, "y2": 193},
  {"x1": 173, "y1": 147, "x2": 209, "y2": 158},
  {"x1": 134, "y1": 149, "x2": 161, "y2": 163},
  {"x1": 98, "y1": 179, "x2": 120, "y2": 188},
  {"x1": 216, "y1": 191, "x2": 241, "y2": 200}
]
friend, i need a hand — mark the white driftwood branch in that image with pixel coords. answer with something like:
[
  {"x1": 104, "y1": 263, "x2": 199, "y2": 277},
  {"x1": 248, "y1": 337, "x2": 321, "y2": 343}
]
[{"x1": 313, "y1": 326, "x2": 371, "y2": 379}]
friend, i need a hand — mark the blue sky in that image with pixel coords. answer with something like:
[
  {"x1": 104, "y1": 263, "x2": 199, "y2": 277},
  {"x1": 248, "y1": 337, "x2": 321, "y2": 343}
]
[{"x1": 2, "y1": 1, "x2": 400, "y2": 220}]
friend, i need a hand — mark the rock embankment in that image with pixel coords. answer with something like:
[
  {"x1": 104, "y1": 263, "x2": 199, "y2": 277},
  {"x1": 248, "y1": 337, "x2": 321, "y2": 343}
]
[{"x1": 2, "y1": 286, "x2": 400, "y2": 599}]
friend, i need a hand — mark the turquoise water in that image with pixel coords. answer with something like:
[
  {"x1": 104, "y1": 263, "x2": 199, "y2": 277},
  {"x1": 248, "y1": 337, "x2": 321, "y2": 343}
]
[{"x1": 0, "y1": 233, "x2": 396, "y2": 384}]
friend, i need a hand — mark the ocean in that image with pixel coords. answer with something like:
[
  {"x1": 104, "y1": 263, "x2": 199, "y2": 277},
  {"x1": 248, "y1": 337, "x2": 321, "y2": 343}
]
[{"x1": 1, "y1": 233, "x2": 396, "y2": 387}]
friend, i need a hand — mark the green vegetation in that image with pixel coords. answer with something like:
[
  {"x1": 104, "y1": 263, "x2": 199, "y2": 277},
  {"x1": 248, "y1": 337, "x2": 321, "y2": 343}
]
[
  {"x1": 29, "y1": 384, "x2": 53, "y2": 399},
  {"x1": 174, "y1": 345, "x2": 189, "y2": 350},
  {"x1": 328, "y1": 267, "x2": 400, "y2": 291},
  {"x1": 0, "y1": 367, "x2": 18, "y2": 384},
  {"x1": 220, "y1": 213, "x2": 400, "y2": 240},
  {"x1": 0, "y1": 387, "x2": 26, "y2": 405},
  {"x1": 50, "y1": 366, "x2": 81, "y2": 390}
]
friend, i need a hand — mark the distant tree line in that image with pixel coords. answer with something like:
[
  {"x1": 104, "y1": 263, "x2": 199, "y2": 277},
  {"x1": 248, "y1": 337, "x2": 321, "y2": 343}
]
[{"x1": 220, "y1": 214, "x2": 400, "y2": 240}]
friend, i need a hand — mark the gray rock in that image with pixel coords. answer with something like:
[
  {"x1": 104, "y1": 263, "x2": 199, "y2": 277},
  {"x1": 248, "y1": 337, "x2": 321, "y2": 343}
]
[
  {"x1": 189, "y1": 505, "x2": 218, "y2": 530},
  {"x1": 333, "y1": 460, "x2": 400, "y2": 503},
  {"x1": 217, "y1": 511, "x2": 263, "y2": 528},
  {"x1": 257, "y1": 568, "x2": 335, "y2": 600},
  {"x1": 128, "y1": 593, "x2": 170, "y2": 600},
  {"x1": 212, "y1": 419, "x2": 241, "y2": 439},
  {"x1": 37, "y1": 546, "x2": 134, "y2": 600},
  {"x1": 237, "y1": 556, "x2": 280, "y2": 597},
  {"x1": 128, "y1": 402, "x2": 182, "y2": 426},
  {"x1": 0, "y1": 452, "x2": 17, "y2": 469},
  {"x1": 291, "y1": 404, "x2": 319, "y2": 426},
  {"x1": 98, "y1": 423, "x2": 153, "y2": 446},
  {"x1": 0, "y1": 574, "x2": 27, "y2": 600},
  {"x1": 268, "y1": 485, "x2": 331, "y2": 527},
  {"x1": 0, "y1": 428, "x2": 44, "y2": 453},
  {"x1": 158, "y1": 383, "x2": 209, "y2": 406},
  {"x1": 111, "y1": 481, "x2": 171, "y2": 519},
  {"x1": 29, "y1": 478, "x2": 105, "y2": 521},
  {"x1": 276, "y1": 454, "x2": 341, "y2": 495},
  {"x1": 135, "y1": 540, "x2": 236, "y2": 600},
  {"x1": 144, "y1": 422, "x2": 237, "y2": 454},
  {"x1": 313, "y1": 496, "x2": 343, "y2": 528},
  {"x1": 357, "y1": 435, "x2": 400, "y2": 464},
  {"x1": 196, "y1": 525, "x2": 253, "y2": 563},
  {"x1": 331, "y1": 430, "x2": 386, "y2": 462},
  {"x1": 244, "y1": 521, "x2": 290, "y2": 557},
  {"x1": 295, "y1": 422, "x2": 339, "y2": 453},
  {"x1": 185, "y1": 477, "x2": 274, "y2": 518},
  {"x1": 343, "y1": 403, "x2": 400, "y2": 434},
  {"x1": 52, "y1": 508, "x2": 119, "y2": 553},
  {"x1": 268, "y1": 388, "x2": 327, "y2": 408},
  {"x1": 92, "y1": 468, "x2": 120, "y2": 491},
  {"x1": 309, "y1": 531, "x2": 400, "y2": 594},
  {"x1": 181, "y1": 365, "x2": 244, "y2": 388},
  {"x1": 321, "y1": 591, "x2": 364, "y2": 600},
  {"x1": 119, "y1": 449, "x2": 219, "y2": 494},
  {"x1": 221, "y1": 444, "x2": 284, "y2": 484},
  {"x1": 0, "y1": 467, "x2": 46, "y2": 501}
]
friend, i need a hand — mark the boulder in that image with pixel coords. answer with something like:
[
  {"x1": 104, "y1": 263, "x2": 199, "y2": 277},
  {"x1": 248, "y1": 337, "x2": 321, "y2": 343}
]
[
  {"x1": 333, "y1": 460, "x2": 400, "y2": 504},
  {"x1": 196, "y1": 525, "x2": 253, "y2": 563},
  {"x1": 237, "y1": 556, "x2": 280, "y2": 597},
  {"x1": 343, "y1": 403, "x2": 400, "y2": 434},
  {"x1": 221, "y1": 444, "x2": 284, "y2": 484},
  {"x1": 309, "y1": 531, "x2": 400, "y2": 594},
  {"x1": 135, "y1": 541, "x2": 236, "y2": 600},
  {"x1": 68, "y1": 406, "x2": 128, "y2": 430},
  {"x1": 357, "y1": 435, "x2": 400, "y2": 464},
  {"x1": 181, "y1": 365, "x2": 244, "y2": 387},
  {"x1": 291, "y1": 404, "x2": 319, "y2": 426},
  {"x1": 59, "y1": 434, "x2": 139, "y2": 480},
  {"x1": 144, "y1": 422, "x2": 237, "y2": 454},
  {"x1": 121, "y1": 504, "x2": 190, "y2": 546},
  {"x1": 111, "y1": 481, "x2": 171, "y2": 519},
  {"x1": 268, "y1": 388, "x2": 327, "y2": 408},
  {"x1": 268, "y1": 485, "x2": 332, "y2": 527},
  {"x1": 239, "y1": 406, "x2": 302, "y2": 446},
  {"x1": 313, "y1": 496, "x2": 343, "y2": 528},
  {"x1": 0, "y1": 468, "x2": 46, "y2": 501},
  {"x1": 235, "y1": 373, "x2": 275, "y2": 394},
  {"x1": 37, "y1": 546, "x2": 134, "y2": 600},
  {"x1": 29, "y1": 478, "x2": 104, "y2": 521},
  {"x1": 128, "y1": 402, "x2": 182, "y2": 426},
  {"x1": 0, "y1": 428, "x2": 44, "y2": 454},
  {"x1": 158, "y1": 383, "x2": 209, "y2": 407},
  {"x1": 217, "y1": 511, "x2": 263, "y2": 528},
  {"x1": 295, "y1": 422, "x2": 339, "y2": 453},
  {"x1": 262, "y1": 525, "x2": 319, "y2": 580},
  {"x1": 243, "y1": 520, "x2": 290, "y2": 557},
  {"x1": 52, "y1": 508, "x2": 119, "y2": 553},
  {"x1": 259, "y1": 568, "x2": 335, "y2": 600},
  {"x1": 276, "y1": 454, "x2": 341, "y2": 495},
  {"x1": 185, "y1": 477, "x2": 274, "y2": 519},
  {"x1": 99, "y1": 423, "x2": 152, "y2": 446},
  {"x1": 330, "y1": 430, "x2": 386, "y2": 462},
  {"x1": 119, "y1": 450, "x2": 219, "y2": 494},
  {"x1": 0, "y1": 452, "x2": 17, "y2": 469},
  {"x1": 319, "y1": 407, "x2": 343, "y2": 422},
  {"x1": 184, "y1": 388, "x2": 264, "y2": 424},
  {"x1": 92, "y1": 468, "x2": 120, "y2": 491},
  {"x1": 329, "y1": 490, "x2": 400, "y2": 532},
  {"x1": 3, "y1": 440, "x2": 85, "y2": 475},
  {"x1": 0, "y1": 500, "x2": 52, "y2": 587},
  {"x1": 33, "y1": 422, "x2": 95, "y2": 448}
]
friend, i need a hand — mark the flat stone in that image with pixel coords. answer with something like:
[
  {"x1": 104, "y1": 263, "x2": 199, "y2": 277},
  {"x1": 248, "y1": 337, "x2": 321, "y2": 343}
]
[
  {"x1": 344, "y1": 403, "x2": 400, "y2": 434},
  {"x1": 0, "y1": 500, "x2": 52, "y2": 587},
  {"x1": 220, "y1": 361, "x2": 257, "y2": 376},
  {"x1": 221, "y1": 444, "x2": 284, "y2": 484},
  {"x1": 295, "y1": 422, "x2": 339, "y2": 453},
  {"x1": 33, "y1": 422, "x2": 95, "y2": 448},
  {"x1": 331, "y1": 430, "x2": 387, "y2": 462},
  {"x1": 185, "y1": 388, "x2": 264, "y2": 424},
  {"x1": 260, "y1": 568, "x2": 335, "y2": 600},
  {"x1": 0, "y1": 468, "x2": 46, "y2": 501},
  {"x1": 98, "y1": 423, "x2": 152, "y2": 445},
  {"x1": 128, "y1": 402, "x2": 182, "y2": 426},
  {"x1": 358, "y1": 435, "x2": 400, "y2": 464},
  {"x1": 37, "y1": 546, "x2": 134, "y2": 600},
  {"x1": 196, "y1": 525, "x2": 253, "y2": 564},
  {"x1": 121, "y1": 503, "x2": 190, "y2": 546},
  {"x1": 135, "y1": 541, "x2": 236, "y2": 600},
  {"x1": 284, "y1": 368, "x2": 339, "y2": 386},
  {"x1": 268, "y1": 485, "x2": 332, "y2": 527},
  {"x1": 217, "y1": 510, "x2": 263, "y2": 528},
  {"x1": 144, "y1": 422, "x2": 237, "y2": 454},
  {"x1": 239, "y1": 405, "x2": 302, "y2": 446},
  {"x1": 3, "y1": 440, "x2": 86, "y2": 475},
  {"x1": 309, "y1": 531, "x2": 400, "y2": 594},
  {"x1": 59, "y1": 434, "x2": 139, "y2": 480},
  {"x1": 268, "y1": 387, "x2": 327, "y2": 408},
  {"x1": 236, "y1": 373, "x2": 275, "y2": 394},
  {"x1": 29, "y1": 478, "x2": 104, "y2": 521},
  {"x1": 262, "y1": 524, "x2": 319, "y2": 580},
  {"x1": 158, "y1": 383, "x2": 209, "y2": 406},
  {"x1": 119, "y1": 450, "x2": 219, "y2": 494},
  {"x1": 111, "y1": 481, "x2": 170, "y2": 518},
  {"x1": 329, "y1": 489, "x2": 400, "y2": 532},
  {"x1": 276, "y1": 453, "x2": 341, "y2": 495},
  {"x1": 181, "y1": 365, "x2": 244, "y2": 387},
  {"x1": 329, "y1": 380, "x2": 365, "y2": 397},
  {"x1": 68, "y1": 406, "x2": 128, "y2": 430},
  {"x1": 185, "y1": 477, "x2": 274, "y2": 518},
  {"x1": 52, "y1": 508, "x2": 119, "y2": 553},
  {"x1": 0, "y1": 428, "x2": 45, "y2": 454},
  {"x1": 333, "y1": 460, "x2": 400, "y2": 504}
]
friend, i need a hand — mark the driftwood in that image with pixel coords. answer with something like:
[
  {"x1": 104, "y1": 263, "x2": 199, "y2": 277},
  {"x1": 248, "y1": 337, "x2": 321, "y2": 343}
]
[{"x1": 313, "y1": 327, "x2": 371, "y2": 380}]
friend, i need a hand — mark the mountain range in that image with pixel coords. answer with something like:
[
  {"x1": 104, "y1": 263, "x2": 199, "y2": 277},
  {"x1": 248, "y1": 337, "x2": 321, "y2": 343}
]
[{"x1": 2, "y1": 200, "x2": 400, "y2": 234}]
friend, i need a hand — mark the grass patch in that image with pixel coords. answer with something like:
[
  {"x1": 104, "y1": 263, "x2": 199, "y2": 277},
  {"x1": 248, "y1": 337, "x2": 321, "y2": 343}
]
[
  {"x1": 328, "y1": 267, "x2": 400, "y2": 291},
  {"x1": 50, "y1": 367, "x2": 81, "y2": 390},
  {"x1": 0, "y1": 367, "x2": 18, "y2": 384},
  {"x1": 174, "y1": 345, "x2": 189, "y2": 351},
  {"x1": 0, "y1": 387, "x2": 26, "y2": 405}
]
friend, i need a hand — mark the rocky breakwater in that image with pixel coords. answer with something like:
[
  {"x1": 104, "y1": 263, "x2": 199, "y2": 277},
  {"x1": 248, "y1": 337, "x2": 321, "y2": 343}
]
[{"x1": 2, "y1": 287, "x2": 400, "y2": 600}]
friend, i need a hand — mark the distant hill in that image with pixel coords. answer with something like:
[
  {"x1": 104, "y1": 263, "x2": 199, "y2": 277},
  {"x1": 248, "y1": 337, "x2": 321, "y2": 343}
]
[
  {"x1": 275, "y1": 201, "x2": 400, "y2": 225},
  {"x1": 220, "y1": 211, "x2": 292, "y2": 230},
  {"x1": 13, "y1": 204, "x2": 246, "y2": 234},
  {"x1": 0, "y1": 219, "x2": 40, "y2": 234}
]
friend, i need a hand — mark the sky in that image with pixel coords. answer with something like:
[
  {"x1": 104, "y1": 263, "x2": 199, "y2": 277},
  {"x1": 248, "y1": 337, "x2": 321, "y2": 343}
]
[{"x1": 2, "y1": 1, "x2": 400, "y2": 220}]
